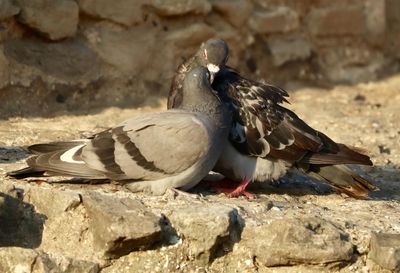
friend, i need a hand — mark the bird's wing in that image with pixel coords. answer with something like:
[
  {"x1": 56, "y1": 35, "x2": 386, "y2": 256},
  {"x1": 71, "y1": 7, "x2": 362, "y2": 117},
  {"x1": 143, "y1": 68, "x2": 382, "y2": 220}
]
[
  {"x1": 214, "y1": 67, "x2": 371, "y2": 166},
  {"x1": 82, "y1": 111, "x2": 212, "y2": 180}
]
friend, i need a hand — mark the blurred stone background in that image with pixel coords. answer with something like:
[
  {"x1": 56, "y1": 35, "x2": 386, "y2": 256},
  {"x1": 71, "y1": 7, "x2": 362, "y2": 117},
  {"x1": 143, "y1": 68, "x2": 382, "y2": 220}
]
[{"x1": 0, "y1": 0, "x2": 399, "y2": 118}]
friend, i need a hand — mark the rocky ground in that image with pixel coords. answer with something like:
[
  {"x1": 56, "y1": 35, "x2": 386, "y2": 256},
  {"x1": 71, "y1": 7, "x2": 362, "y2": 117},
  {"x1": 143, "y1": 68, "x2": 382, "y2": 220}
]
[{"x1": 1, "y1": 74, "x2": 400, "y2": 273}]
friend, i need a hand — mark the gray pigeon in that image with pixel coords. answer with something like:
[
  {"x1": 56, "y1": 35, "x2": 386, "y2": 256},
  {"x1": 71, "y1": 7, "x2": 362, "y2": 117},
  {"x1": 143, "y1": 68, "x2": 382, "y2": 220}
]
[
  {"x1": 168, "y1": 38, "x2": 377, "y2": 198},
  {"x1": 168, "y1": 38, "x2": 229, "y2": 109},
  {"x1": 9, "y1": 67, "x2": 231, "y2": 195}
]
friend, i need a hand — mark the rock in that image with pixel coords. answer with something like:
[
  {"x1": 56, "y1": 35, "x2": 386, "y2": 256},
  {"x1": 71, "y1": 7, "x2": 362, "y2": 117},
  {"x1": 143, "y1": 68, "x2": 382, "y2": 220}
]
[
  {"x1": 249, "y1": 6, "x2": 299, "y2": 34},
  {"x1": 364, "y1": 0, "x2": 386, "y2": 46},
  {"x1": 268, "y1": 38, "x2": 312, "y2": 66},
  {"x1": 0, "y1": 247, "x2": 39, "y2": 273},
  {"x1": 40, "y1": 253, "x2": 100, "y2": 273},
  {"x1": 84, "y1": 24, "x2": 158, "y2": 76},
  {"x1": 3, "y1": 38, "x2": 101, "y2": 84},
  {"x1": 0, "y1": 0, "x2": 20, "y2": 20},
  {"x1": 82, "y1": 191, "x2": 162, "y2": 258},
  {"x1": 0, "y1": 48, "x2": 9, "y2": 89},
  {"x1": 211, "y1": 0, "x2": 253, "y2": 28},
  {"x1": 0, "y1": 189, "x2": 45, "y2": 249},
  {"x1": 0, "y1": 247, "x2": 100, "y2": 273},
  {"x1": 77, "y1": 0, "x2": 146, "y2": 27},
  {"x1": 166, "y1": 23, "x2": 216, "y2": 47},
  {"x1": 15, "y1": 0, "x2": 79, "y2": 40},
  {"x1": 308, "y1": 6, "x2": 365, "y2": 36},
  {"x1": 166, "y1": 204, "x2": 243, "y2": 266},
  {"x1": 240, "y1": 217, "x2": 354, "y2": 266},
  {"x1": 150, "y1": 0, "x2": 211, "y2": 17},
  {"x1": 24, "y1": 186, "x2": 81, "y2": 219},
  {"x1": 369, "y1": 232, "x2": 400, "y2": 271}
]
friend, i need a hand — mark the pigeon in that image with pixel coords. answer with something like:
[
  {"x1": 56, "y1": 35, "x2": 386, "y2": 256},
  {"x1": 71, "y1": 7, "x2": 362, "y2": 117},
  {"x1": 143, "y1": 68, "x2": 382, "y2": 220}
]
[
  {"x1": 168, "y1": 38, "x2": 229, "y2": 110},
  {"x1": 168, "y1": 38, "x2": 377, "y2": 198},
  {"x1": 8, "y1": 67, "x2": 231, "y2": 195}
]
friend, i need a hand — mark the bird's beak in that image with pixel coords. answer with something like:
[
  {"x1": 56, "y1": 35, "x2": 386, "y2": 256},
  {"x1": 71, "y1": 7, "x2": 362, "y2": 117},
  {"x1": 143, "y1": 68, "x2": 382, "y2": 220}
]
[{"x1": 207, "y1": 64, "x2": 220, "y2": 83}]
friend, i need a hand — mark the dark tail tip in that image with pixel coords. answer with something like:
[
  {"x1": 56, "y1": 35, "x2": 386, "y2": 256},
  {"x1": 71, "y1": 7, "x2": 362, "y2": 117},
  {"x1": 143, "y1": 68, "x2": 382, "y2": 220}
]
[{"x1": 7, "y1": 167, "x2": 46, "y2": 179}]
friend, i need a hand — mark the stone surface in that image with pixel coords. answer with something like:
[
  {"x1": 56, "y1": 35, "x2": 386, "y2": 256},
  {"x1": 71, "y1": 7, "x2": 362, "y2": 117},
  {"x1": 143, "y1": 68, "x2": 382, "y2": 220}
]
[
  {"x1": 166, "y1": 204, "x2": 242, "y2": 265},
  {"x1": 24, "y1": 186, "x2": 81, "y2": 218},
  {"x1": 364, "y1": 0, "x2": 386, "y2": 46},
  {"x1": 308, "y1": 5, "x2": 365, "y2": 36},
  {"x1": 240, "y1": 217, "x2": 354, "y2": 266},
  {"x1": 211, "y1": 0, "x2": 253, "y2": 28},
  {"x1": 0, "y1": 247, "x2": 39, "y2": 273},
  {"x1": 3, "y1": 38, "x2": 101, "y2": 84},
  {"x1": 0, "y1": 0, "x2": 20, "y2": 20},
  {"x1": 77, "y1": 0, "x2": 146, "y2": 26},
  {"x1": 0, "y1": 247, "x2": 100, "y2": 273},
  {"x1": 268, "y1": 38, "x2": 312, "y2": 66},
  {"x1": 150, "y1": 0, "x2": 211, "y2": 17},
  {"x1": 16, "y1": 0, "x2": 79, "y2": 40},
  {"x1": 83, "y1": 191, "x2": 162, "y2": 258},
  {"x1": 166, "y1": 23, "x2": 216, "y2": 47},
  {"x1": 249, "y1": 6, "x2": 299, "y2": 34},
  {"x1": 1, "y1": 74, "x2": 400, "y2": 271},
  {"x1": 369, "y1": 232, "x2": 400, "y2": 271},
  {"x1": 0, "y1": 185, "x2": 45, "y2": 249},
  {"x1": 0, "y1": 48, "x2": 9, "y2": 89},
  {"x1": 84, "y1": 24, "x2": 160, "y2": 76}
]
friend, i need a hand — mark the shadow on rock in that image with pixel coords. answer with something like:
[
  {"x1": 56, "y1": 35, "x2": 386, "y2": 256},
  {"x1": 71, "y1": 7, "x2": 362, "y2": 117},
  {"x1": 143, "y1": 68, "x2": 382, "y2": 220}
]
[
  {"x1": 367, "y1": 165, "x2": 400, "y2": 201},
  {"x1": 0, "y1": 146, "x2": 29, "y2": 164},
  {"x1": 0, "y1": 190, "x2": 46, "y2": 248}
]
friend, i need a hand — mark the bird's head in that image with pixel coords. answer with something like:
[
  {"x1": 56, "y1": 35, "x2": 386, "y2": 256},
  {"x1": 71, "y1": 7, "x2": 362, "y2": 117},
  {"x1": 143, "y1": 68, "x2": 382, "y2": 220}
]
[
  {"x1": 182, "y1": 66, "x2": 221, "y2": 106},
  {"x1": 195, "y1": 38, "x2": 229, "y2": 82}
]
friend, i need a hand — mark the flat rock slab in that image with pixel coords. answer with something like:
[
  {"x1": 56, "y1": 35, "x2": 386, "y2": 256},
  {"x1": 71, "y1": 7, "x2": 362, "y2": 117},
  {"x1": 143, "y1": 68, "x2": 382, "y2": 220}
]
[
  {"x1": 369, "y1": 232, "x2": 400, "y2": 271},
  {"x1": 83, "y1": 191, "x2": 162, "y2": 258},
  {"x1": 240, "y1": 217, "x2": 354, "y2": 266}
]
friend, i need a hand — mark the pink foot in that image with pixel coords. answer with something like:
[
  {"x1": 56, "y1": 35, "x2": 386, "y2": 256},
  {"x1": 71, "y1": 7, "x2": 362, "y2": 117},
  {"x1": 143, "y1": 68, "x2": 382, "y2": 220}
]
[{"x1": 211, "y1": 178, "x2": 255, "y2": 199}]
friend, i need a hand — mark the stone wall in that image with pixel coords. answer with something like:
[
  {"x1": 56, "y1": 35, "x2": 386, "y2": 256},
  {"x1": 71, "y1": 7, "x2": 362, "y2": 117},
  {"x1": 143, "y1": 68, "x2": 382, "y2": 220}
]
[{"x1": 0, "y1": 0, "x2": 399, "y2": 117}]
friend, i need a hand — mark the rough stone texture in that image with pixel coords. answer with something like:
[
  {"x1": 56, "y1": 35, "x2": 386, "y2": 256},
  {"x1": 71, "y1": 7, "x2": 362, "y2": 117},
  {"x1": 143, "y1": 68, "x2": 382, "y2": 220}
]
[
  {"x1": 166, "y1": 204, "x2": 242, "y2": 266},
  {"x1": 83, "y1": 191, "x2": 162, "y2": 258},
  {"x1": 166, "y1": 23, "x2": 216, "y2": 47},
  {"x1": 0, "y1": 184, "x2": 45, "y2": 249},
  {"x1": 150, "y1": 0, "x2": 211, "y2": 17},
  {"x1": 0, "y1": 48, "x2": 9, "y2": 89},
  {"x1": 0, "y1": 247, "x2": 99, "y2": 273},
  {"x1": 211, "y1": 0, "x2": 253, "y2": 28},
  {"x1": 249, "y1": 6, "x2": 299, "y2": 34},
  {"x1": 240, "y1": 217, "x2": 354, "y2": 266},
  {"x1": 308, "y1": 5, "x2": 365, "y2": 36},
  {"x1": 268, "y1": 38, "x2": 312, "y2": 66},
  {"x1": 1, "y1": 74, "x2": 400, "y2": 271},
  {"x1": 0, "y1": 0, "x2": 398, "y2": 116},
  {"x1": 77, "y1": 0, "x2": 146, "y2": 26},
  {"x1": 0, "y1": 0, "x2": 20, "y2": 20},
  {"x1": 369, "y1": 232, "x2": 400, "y2": 271},
  {"x1": 1, "y1": 2, "x2": 400, "y2": 271},
  {"x1": 25, "y1": 186, "x2": 81, "y2": 218},
  {"x1": 364, "y1": 0, "x2": 386, "y2": 46},
  {"x1": 15, "y1": 0, "x2": 79, "y2": 40}
]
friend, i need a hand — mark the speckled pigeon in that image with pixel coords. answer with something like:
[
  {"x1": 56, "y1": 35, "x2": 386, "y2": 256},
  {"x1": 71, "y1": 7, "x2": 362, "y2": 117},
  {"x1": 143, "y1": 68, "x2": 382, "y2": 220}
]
[
  {"x1": 168, "y1": 38, "x2": 377, "y2": 198},
  {"x1": 9, "y1": 67, "x2": 231, "y2": 195}
]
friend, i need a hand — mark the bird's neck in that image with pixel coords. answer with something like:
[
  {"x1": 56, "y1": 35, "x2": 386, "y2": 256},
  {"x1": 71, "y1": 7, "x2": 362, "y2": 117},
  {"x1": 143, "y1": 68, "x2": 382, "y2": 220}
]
[{"x1": 180, "y1": 91, "x2": 229, "y2": 126}]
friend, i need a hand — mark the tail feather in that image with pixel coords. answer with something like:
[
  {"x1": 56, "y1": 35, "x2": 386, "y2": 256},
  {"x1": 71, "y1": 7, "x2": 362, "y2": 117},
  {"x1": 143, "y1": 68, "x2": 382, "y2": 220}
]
[
  {"x1": 306, "y1": 165, "x2": 378, "y2": 198},
  {"x1": 8, "y1": 142, "x2": 106, "y2": 179},
  {"x1": 302, "y1": 144, "x2": 372, "y2": 166},
  {"x1": 7, "y1": 167, "x2": 46, "y2": 179}
]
